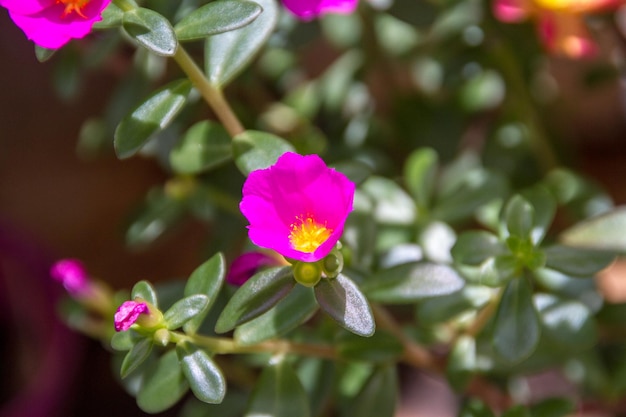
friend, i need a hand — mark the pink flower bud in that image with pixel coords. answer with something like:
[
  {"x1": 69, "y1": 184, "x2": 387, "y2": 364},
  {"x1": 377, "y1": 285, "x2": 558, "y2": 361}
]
[
  {"x1": 114, "y1": 301, "x2": 149, "y2": 332},
  {"x1": 227, "y1": 252, "x2": 284, "y2": 286},
  {"x1": 50, "y1": 258, "x2": 91, "y2": 297}
]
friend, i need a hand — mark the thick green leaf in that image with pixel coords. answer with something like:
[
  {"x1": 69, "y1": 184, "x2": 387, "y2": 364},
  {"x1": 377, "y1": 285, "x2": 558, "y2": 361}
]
[
  {"x1": 215, "y1": 266, "x2": 295, "y2": 333},
  {"x1": 560, "y1": 207, "x2": 626, "y2": 252},
  {"x1": 34, "y1": 45, "x2": 56, "y2": 63},
  {"x1": 205, "y1": 0, "x2": 279, "y2": 87},
  {"x1": 504, "y1": 195, "x2": 534, "y2": 240},
  {"x1": 170, "y1": 121, "x2": 233, "y2": 174},
  {"x1": 314, "y1": 274, "x2": 375, "y2": 337},
  {"x1": 456, "y1": 255, "x2": 518, "y2": 287},
  {"x1": 131, "y1": 280, "x2": 159, "y2": 306},
  {"x1": 111, "y1": 330, "x2": 135, "y2": 351},
  {"x1": 363, "y1": 262, "x2": 465, "y2": 304},
  {"x1": 245, "y1": 360, "x2": 310, "y2": 417},
  {"x1": 521, "y1": 186, "x2": 556, "y2": 245},
  {"x1": 232, "y1": 130, "x2": 295, "y2": 176},
  {"x1": 297, "y1": 358, "x2": 335, "y2": 417},
  {"x1": 452, "y1": 231, "x2": 506, "y2": 265},
  {"x1": 164, "y1": 295, "x2": 209, "y2": 330},
  {"x1": 337, "y1": 331, "x2": 403, "y2": 363},
  {"x1": 93, "y1": 2, "x2": 123, "y2": 29},
  {"x1": 534, "y1": 294, "x2": 597, "y2": 350},
  {"x1": 417, "y1": 285, "x2": 493, "y2": 324},
  {"x1": 234, "y1": 285, "x2": 318, "y2": 345},
  {"x1": 122, "y1": 8, "x2": 178, "y2": 56},
  {"x1": 344, "y1": 366, "x2": 397, "y2": 417},
  {"x1": 544, "y1": 245, "x2": 615, "y2": 277},
  {"x1": 177, "y1": 342, "x2": 226, "y2": 404},
  {"x1": 404, "y1": 147, "x2": 438, "y2": 208},
  {"x1": 493, "y1": 278, "x2": 541, "y2": 363},
  {"x1": 137, "y1": 350, "x2": 189, "y2": 413},
  {"x1": 121, "y1": 338, "x2": 153, "y2": 378},
  {"x1": 183, "y1": 253, "x2": 226, "y2": 334},
  {"x1": 114, "y1": 79, "x2": 192, "y2": 159},
  {"x1": 175, "y1": 0, "x2": 262, "y2": 41}
]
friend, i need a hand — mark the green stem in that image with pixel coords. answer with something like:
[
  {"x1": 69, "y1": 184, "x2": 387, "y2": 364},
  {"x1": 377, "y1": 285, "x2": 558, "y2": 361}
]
[{"x1": 112, "y1": 0, "x2": 245, "y2": 138}]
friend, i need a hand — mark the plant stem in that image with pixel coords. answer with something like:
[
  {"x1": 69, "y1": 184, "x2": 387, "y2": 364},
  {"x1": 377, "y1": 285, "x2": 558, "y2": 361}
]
[
  {"x1": 371, "y1": 304, "x2": 440, "y2": 371},
  {"x1": 112, "y1": 0, "x2": 245, "y2": 137}
]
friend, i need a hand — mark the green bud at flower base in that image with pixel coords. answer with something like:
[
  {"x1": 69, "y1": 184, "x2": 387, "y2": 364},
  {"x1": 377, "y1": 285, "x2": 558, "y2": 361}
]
[
  {"x1": 293, "y1": 261, "x2": 322, "y2": 287},
  {"x1": 153, "y1": 328, "x2": 171, "y2": 347},
  {"x1": 322, "y1": 249, "x2": 344, "y2": 279}
]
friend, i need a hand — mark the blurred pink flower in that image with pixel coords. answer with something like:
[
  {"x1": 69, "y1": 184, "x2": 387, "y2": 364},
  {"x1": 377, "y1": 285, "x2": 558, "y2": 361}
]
[
  {"x1": 240, "y1": 152, "x2": 354, "y2": 263},
  {"x1": 50, "y1": 258, "x2": 91, "y2": 296},
  {"x1": 0, "y1": 0, "x2": 111, "y2": 49},
  {"x1": 227, "y1": 251, "x2": 284, "y2": 286},
  {"x1": 493, "y1": 0, "x2": 624, "y2": 57},
  {"x1": 282, "y1": 0, "x2": 358, "y2": 20},
  {"x1": 114, "y1": 300, "x2": 149, "y2": 332}
]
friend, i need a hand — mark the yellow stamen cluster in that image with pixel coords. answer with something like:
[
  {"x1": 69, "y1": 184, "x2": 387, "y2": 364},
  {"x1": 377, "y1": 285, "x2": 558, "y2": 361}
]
[
  {"x1": 56, "y1": 0, "x2": 90, "y2": 18},
  {"x1": 289, "y1": 215, "x2": 332, "y2": 253}
]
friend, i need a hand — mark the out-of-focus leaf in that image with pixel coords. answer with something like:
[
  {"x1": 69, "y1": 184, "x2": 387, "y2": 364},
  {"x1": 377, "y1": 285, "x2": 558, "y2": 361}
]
[
  {"x1": 452, "y1": 231, "x2": 507, "y2": 265},
  {"x1": 174, "y1": 0, "x2": 262, "y2": 41},
  {"x1": 342, "y1": 366, "x2": 397, "y2": 417},
  {"x1": 534, "y1": 294, "x2": 597, "y2": 350},
  {"x1": 245, "y1": 360, "x2": 310, "y2": 417},
  {"x1": 363, "y1": 262, "x2": 464, "y2": 303},
  {"x1": 215, "y1": 267, "x2": 295, "y2": 333},
  {"x1": 232, "y1": 130, "x2": 295, "y2": 176},
  {"x1": 205, "y1": 0, "x2": 279, "y2": 87},
  {"x1": 170, "y1": 121, "x2": 232, "y2": 174},
  {"x1": 121, "y1": 338, "x2": 153, "y2": 378},
  {"x1": 404, "y1": 147, "x2": 438, "y2": 208},
  {"x1": 315, "y1": 274, "x2": 375, "y2": 337},
  {"x1": 114, "y1": 79, "x2": 192, "y2": 159},
  {"x1": 122, "y1": 8, "x2": 178, "y2": 56},
  {"x1": 560, "y1": 207, "x2": 626, "y2": 252},
  {"x1": 137, "y1": 350, "x2": 189, "y2": 413},
  {"x1": 544, "y1": 245, "x2": 615, "y2": 277},
  {"x1": 177, "y1": 342, "x2": 226, "y2": 404},
  {"x1": 337, "y1": 331, "x2": 403, "y2": 363}
]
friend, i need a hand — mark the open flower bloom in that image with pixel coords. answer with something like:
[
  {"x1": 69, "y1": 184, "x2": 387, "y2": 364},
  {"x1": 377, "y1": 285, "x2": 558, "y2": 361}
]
[
  {"x1": 240, "y1": 152, "x2": 355, "y2": 263},
  {"x1": 227, "y1": 251, "x2": 285, "y2": 286},
  {"x1": 0, "y1": 0, "x2": 111, "y2": 49},
  {"x1": 114, "y1": 300, "x2": 149, "y2": 332},
  {"x1": 282, "y1": 0, "x2": 358, "y2": 20},
  {"x1": 50, "y1": 258, "x2": 91, "y2": 296},
  {"x1": 493, "y1": 0, "x2": 624, "y2": 57}
]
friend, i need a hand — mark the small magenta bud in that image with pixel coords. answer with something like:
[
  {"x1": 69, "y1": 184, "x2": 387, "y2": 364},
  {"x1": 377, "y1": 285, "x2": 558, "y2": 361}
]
[
  {"x1": 114, "y1": 299, "x2": 164, "y2": 332},
  {"x1": 50, "y1": 258, "x2": 91, "y2": 296},
  {"x1": 293, "y1": 261, "x2": 322, "y2": 287}
]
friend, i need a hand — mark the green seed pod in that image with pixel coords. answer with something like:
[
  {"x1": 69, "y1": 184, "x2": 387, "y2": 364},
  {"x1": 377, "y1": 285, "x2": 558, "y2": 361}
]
[
  {"x1": 322, "y1": 250, "x2": 344, "y2": 279},
  {"x1": 293, "y1": 261, "x2": 322, "y2": 287}
]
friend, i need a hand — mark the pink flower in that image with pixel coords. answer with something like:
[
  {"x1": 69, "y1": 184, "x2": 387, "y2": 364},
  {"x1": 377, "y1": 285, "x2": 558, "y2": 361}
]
[
  {"x1": 227, "y1": 252, "x2": 284, "y2": 286},
  {"x1": 240, "y1": 152, "x2": 354, "y2": 263},
  {"x1": 0, "y1": 0, "x2": 111, "y2": 49},
  {"x1": 493, "y1": 0, "x2": 624, "y2": 58},
  {"x1": 114, "y1": 300, "x2": 149, "y2": 332},
  {"x1": 50, "y1": 258, "x2": 91, "y2": 296},
  {"x1": 282, "y1": 0, "x2": 358, "y2": 20}
]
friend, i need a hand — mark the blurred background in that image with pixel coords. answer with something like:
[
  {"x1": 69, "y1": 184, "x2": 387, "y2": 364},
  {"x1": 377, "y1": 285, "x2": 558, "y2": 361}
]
[{"x1": 2, "y1": 4, "x2": 626, "y2": 417}]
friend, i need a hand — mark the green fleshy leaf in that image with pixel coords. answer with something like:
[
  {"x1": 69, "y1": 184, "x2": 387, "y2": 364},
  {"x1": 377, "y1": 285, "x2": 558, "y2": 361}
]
[
  {"x1": 114, "y1": 79, "x2": 192, "y2": 159},
  {"x1": 296, "y1": 358, "x2": 335, "y2": 417},
  {"x1": 493, "y1": 278, "x2": 540, "y2": 363},
  {"x1": 504, "y1": 195, "x2": 534, "y2": 240},
  {"x1": 121, "y1": 338, "x2": 153, "y2": 378},
  {"x1": 245, "y1": 360, "x2": 311, "y2": 417},
  {"x1": 452, "y1": 231, "x2": 506, "y2": 265},
  {"x1": 170, "y1": 121, "x2": 233, "y2": 174},
  {"x1": 174, "y1": 0, "x2": 262, "y2": 41},
  {"x1": 164, "y1": 295, "x2": 210, "y2": 330},
  {"x1": 332, "y1": 159, "x2": 373, "y2": 186},
  {"x1": 529, "y1": 398, "x2": 575, "y2": 417},
  {"x1": 176, "y1": 342, "x2": 226, "y2": 404},
  {"x1": 337, "y1": 331, "x2": 403, "y2": 363},
  {"x1": 363, "y1": 262, "x2": 465, "y2": 304},
  {"x1": 417, "y1": 285, "x2": 493, "y2": 324},
  {"x1": 521, "y1": 186, "x2": 556, "y2": 245},
  {"x1": 314, "y1": 274, "x2": 375, "y2": 337},
  {"x1": 456, "y1": 255, "x2": 518, "y2": 287},
  {"x1": 34, "y1": 45, "x2": 57, "y2": 63},
  {"x1": 446, "y1": 335, "x2": 477, "y2": 391},
  {"x1": 215, "y1": 267, "x2": 295, "y2": 333},
  {"x1": 205, "y1": 0, "x2": 279, "y2": 87},
  {"x1": 232, "y1": 130, "x2": 295, "y2": 176},
  {"x1": 131, "y1": 280, "x2": 159, "y2": 306},
  {"x1": 122, "y1": 8, "x2": 178, "y2": 56},
  {"x1": 234, "y1": 284, "x2": 318, "y2": 345},
  {"x1": 404, "y1": 147, "x2": 438, "y2": 208},
  {"x1": 93, "y1": 2, "x2": 123, "y2": 29},
  {"x1": 560, "y1": 207, "x2": 626, "y2": 252},
  {"x1": 344, "y1": 366, "x2": 397, "y2": 417},
  {"x1": 137, "y1": 350, "x2": 189, "y2": 413},
  {"x1": 534, "y1": 294, "x2": 597, "y2": 350},
  {"x1": 544, "y1": 245, "x2": 615, "y2": 277},
  {"x1": 111, "y1": 331, "x2": 135, "y2": 351},
  {"x1": 183, "y1": 253, "x2": 226, "y2": 334}
]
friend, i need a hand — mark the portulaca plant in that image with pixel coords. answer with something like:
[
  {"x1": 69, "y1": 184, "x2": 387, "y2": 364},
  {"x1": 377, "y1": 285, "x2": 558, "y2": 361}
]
[{"x1": 6, "y1": 0, "x2": 626, "y2": 415}]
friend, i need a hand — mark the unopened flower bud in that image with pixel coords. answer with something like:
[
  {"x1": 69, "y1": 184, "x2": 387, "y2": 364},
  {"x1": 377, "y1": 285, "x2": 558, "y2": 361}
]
[
  {"x1": 114, "y1": 299, "x2": 163, "y2": 332},
  {"x1": 50, "y1": 258, "x2": 91, "y2": 297},
  {"x1": 293, "y1": 261, "x2": 322, "y2": 287},
  {"x1": 322, "y1": 249, "x2": 344, "y2": 279}
]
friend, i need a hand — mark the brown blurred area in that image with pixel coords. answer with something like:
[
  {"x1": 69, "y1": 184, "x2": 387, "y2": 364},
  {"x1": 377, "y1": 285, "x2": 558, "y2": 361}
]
[{"x1": 2, "y1": 7, "x2": 626, "y2": 417}]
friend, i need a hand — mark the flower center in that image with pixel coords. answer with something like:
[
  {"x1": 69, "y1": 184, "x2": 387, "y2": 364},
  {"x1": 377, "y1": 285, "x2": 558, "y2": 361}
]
[
  {"x1": 289, "y1": 215, "x2": 332, "y2": 253},
  {"x1": 56, "y1": 0, "x2": 90, "y2": 18}
]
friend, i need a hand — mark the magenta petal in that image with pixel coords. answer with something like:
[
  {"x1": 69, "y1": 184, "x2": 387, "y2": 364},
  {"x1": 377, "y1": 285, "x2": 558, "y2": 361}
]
[
  {"x1": 114, "y1": 301, "x2": 149, "y2": 332},
  {"x1": 282, "y1": 0, "x2": 358, "y2": 20},
  {"x1": 493, "y1": 0, "x2": 529, "y2": 21},
  {"x1": 240, "y1": 152, "x2": 355, "y2": 262},
  {"x1": 227, "y1": 252, "x2": 282, "y2": 286},
  {"x1": 0, "y1": 0, "x2": 51, "y2": 15}
]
